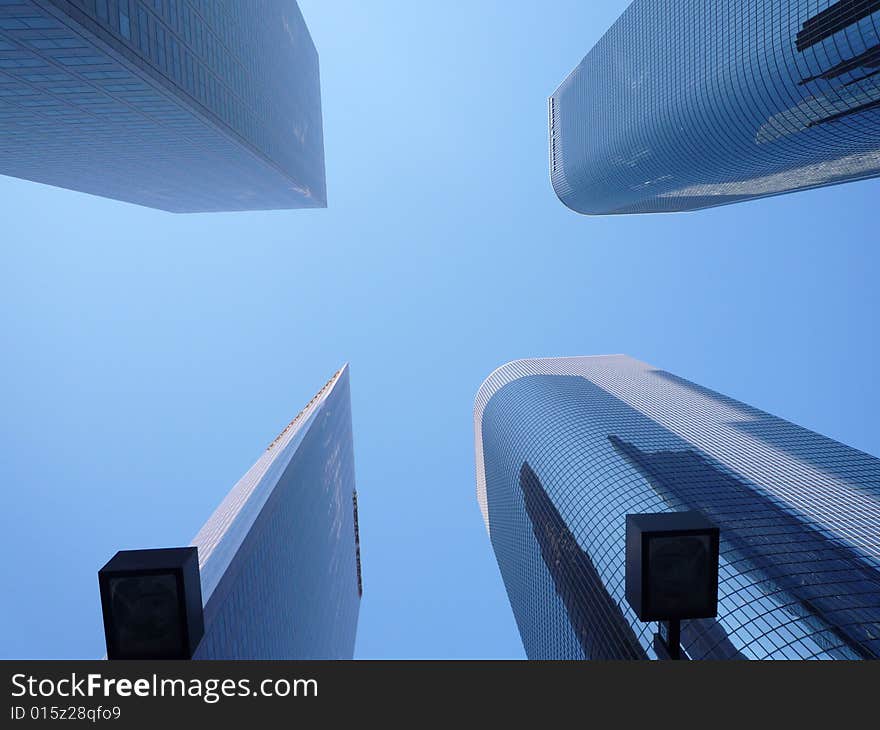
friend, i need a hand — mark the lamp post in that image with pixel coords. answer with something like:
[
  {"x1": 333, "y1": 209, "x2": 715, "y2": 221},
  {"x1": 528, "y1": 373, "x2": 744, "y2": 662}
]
[
  {"x1": 98, "y1": 547, "x2": 204, "y2": 660},
  {"x1": 624, "y1": 512, "x2": 720, "y2": 660}
]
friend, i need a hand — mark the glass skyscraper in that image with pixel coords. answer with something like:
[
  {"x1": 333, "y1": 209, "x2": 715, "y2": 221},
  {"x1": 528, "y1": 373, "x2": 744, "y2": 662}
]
[
  {"x1": 550, "y1": 1, "x2": 880, "y2": 214},
  {"x1": 0, "y1": 0, "x2": 325, "y2": 212},
  {"x1": 475, "y1": 355, "x2": 880, "y2": 659},
  {"x1": 191, "y1": 365, "x2": 361, "y2": 659}
]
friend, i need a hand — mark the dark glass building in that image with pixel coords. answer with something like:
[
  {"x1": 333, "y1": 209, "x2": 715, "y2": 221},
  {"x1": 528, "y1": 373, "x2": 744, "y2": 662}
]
[
  {"x1": 550, "y1": 1, "x2": 880, "y2": 214},
  {"x1": 191, "y1": 365, "x2": 361, "y2": 659},
  {"x1": 475, "y1": 355, "x2": 880, "y2": 659},
  {"x1": 0, "y1": 0, "x2": 325, "y2": 212}
]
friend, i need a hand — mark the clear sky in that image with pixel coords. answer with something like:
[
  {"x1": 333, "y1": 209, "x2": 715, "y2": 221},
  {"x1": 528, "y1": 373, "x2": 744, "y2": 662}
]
[{"x1": 1, "y1": 0, "x2": 879, "y2": 659}]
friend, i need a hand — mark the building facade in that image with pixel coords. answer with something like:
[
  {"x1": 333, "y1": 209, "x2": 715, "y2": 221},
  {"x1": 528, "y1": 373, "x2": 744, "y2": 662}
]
[
  {"x1": 0, "y1": 0, "x2": 325, "y2": 212},
  {"x1": 191, "y1": 365, "x2": 361, "y2": 659},
  {"x1": 550, "y1": 1, "x2": 880, "y2": 214},
  {"x1": 475, "y1": 355, "x2": 880, "y2": 659}
]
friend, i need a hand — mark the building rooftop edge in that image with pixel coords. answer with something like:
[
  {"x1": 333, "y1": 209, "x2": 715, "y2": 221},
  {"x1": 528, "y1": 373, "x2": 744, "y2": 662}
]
[{"x1": 191, "y1": 363, "x2": 349, "y2": 603}]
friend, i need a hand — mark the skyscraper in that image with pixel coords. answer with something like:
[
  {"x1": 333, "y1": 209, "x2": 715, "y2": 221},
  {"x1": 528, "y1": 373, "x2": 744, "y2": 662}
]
[
  {"x1": 475, "y1": 355, "x2": 880, "y2": 659},
  {"x1": 550, "y1": 1, "x2": 880, "y2": 214},
  {"x1": 189, "y1": 365, "x2": 361, "y2": 659},
  {"x1": 0, "y1": 0, "x2": 325, "y2": 212}
]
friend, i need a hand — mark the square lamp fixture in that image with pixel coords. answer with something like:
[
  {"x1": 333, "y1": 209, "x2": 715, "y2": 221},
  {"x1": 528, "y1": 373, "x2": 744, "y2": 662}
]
[
  {"x1": 98, "y1": 547, "x2": 204, "y2": 660},
  {"x1": 625, "y1": 512, "x2": 719, "y2": 622}
]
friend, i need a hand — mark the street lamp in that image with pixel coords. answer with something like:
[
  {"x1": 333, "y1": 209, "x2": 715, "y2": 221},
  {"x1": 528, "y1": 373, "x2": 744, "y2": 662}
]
[
  {"x1": 98, "y1": 547, "x2": 204, "y2": 660},
  {"x1": 625, "y1": 512, "x2": 720, "y2": 660}
]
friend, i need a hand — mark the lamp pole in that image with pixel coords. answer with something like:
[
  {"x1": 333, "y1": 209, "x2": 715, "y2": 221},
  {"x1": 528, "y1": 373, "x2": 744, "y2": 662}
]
[
  {"x1": 625, "y1": 512, "x2": 720, "y2": 663},
  {"x1": 655, "y1": 619, "x2": 682, "y2": 660}
]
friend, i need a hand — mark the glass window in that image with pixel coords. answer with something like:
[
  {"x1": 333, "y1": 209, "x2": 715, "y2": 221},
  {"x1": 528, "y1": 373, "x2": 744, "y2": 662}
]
[{"x1": 119, "y1": 0, "x2": 131, "y2": 40}]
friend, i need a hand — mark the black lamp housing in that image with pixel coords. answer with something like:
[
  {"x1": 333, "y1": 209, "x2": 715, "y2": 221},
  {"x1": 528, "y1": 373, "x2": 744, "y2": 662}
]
[
  {"x1": 98, "y1": 547, "x2": 204, "y2": 660},
  {"x1": 625, "y1": 512, "x2": 720, "y2": 622}
]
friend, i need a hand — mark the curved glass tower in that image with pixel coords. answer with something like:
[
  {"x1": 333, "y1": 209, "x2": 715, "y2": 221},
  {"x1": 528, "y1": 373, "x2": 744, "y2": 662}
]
[
  {"x1": 475, "y1": 355, "x2": 880, "y2": 659},
  {"x1": 550, "y1": 1, "x2": 880, "y2": 214}
]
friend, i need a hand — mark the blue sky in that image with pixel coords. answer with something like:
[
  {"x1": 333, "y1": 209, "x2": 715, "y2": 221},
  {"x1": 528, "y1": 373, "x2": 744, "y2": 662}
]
[{"x1": 1, "y1": 0, "x2": 879, "y2": 659}]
